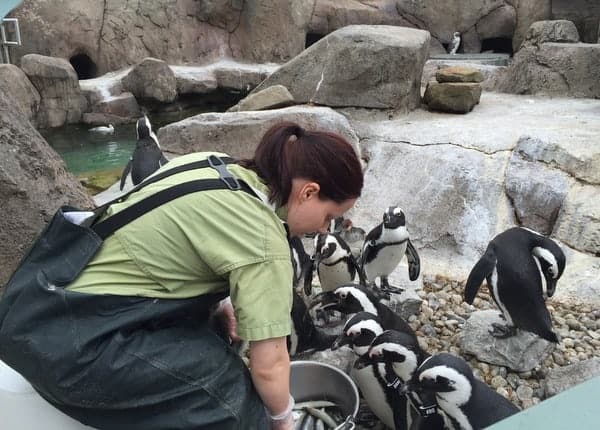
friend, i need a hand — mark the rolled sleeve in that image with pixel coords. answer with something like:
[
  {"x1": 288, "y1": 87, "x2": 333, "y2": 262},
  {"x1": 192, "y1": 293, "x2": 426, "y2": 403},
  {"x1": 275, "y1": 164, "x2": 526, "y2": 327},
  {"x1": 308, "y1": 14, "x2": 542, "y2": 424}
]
[{"x1": 228, "y1": 258, "x2": 293, "y2": 341}]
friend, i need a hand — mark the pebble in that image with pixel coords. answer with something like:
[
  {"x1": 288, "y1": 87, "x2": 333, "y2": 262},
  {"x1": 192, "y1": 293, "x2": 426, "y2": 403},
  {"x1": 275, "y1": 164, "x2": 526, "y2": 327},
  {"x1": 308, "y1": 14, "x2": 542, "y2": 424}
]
[
  {"x1": 491, "y1": 375, "x2": 507, "y2": 389},
  {"x1": 516, "y1": 385, "x2": 533, "y2": 401}
]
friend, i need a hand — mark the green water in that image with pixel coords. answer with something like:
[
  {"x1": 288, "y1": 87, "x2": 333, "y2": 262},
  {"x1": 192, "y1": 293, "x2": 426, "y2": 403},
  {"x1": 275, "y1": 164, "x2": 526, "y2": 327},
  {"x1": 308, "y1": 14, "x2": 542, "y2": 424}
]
[{"x1": 41, "y1": 107, "x2": 218, "y2": 176}]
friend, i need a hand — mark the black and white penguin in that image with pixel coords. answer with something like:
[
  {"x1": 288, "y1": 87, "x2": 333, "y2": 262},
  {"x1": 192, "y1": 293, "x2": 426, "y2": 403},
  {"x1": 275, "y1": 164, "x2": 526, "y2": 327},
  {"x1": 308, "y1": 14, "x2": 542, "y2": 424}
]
[
  {"x1": 89, "y1": 123, "x2": 114, "y2": 134},
  {"x1": 332, "y1": 312, "x2": 395, "y2": 428},
  {"x1": 311, "y1": 284, "x2": 416, "y2": 342},
  {"x1": 448, "y1": 32, "x2": 461, "y2": 55},
  {"x1": 314, "y1": 233, "x2": 365, "y2": 293},
  {"x1": 464, "y1": 226, "x2": 566, "y2": 342},
  {"x1": 354, "y1": 330, "x2": 446, "y2": 430},
  {"x1": 406, "y1": 353, "x2": 519, "y2": 430},
  {"x1": 289, "y1": 236, "x2": 315, "y2": 296},
  {"x1": 289, "y1": 291, "x2": 336, "y2": 355},
  {"x1": 361, "y1": 206, "x2": 420, "y2": 294},
  {"x1": 119, "y1": 115, "x2": 168, "y2": 190}
]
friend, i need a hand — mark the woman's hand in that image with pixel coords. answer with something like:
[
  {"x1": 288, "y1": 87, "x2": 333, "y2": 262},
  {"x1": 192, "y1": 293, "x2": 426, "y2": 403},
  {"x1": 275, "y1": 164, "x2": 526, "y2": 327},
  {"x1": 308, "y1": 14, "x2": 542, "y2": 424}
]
[{"x1": 213, "y1": 297, "x2": 240, "y2": 343}]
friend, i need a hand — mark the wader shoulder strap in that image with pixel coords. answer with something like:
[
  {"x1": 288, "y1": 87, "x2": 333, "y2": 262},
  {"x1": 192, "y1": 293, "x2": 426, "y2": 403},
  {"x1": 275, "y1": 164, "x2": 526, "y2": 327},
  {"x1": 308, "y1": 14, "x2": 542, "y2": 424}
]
[{"x1": 92, "y1": 155, "x2": 256, "y2": 239}]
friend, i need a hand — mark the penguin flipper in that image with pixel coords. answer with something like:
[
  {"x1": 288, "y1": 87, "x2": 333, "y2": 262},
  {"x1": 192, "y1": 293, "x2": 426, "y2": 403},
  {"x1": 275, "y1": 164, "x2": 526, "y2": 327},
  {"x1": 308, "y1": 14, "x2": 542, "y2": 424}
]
[
  {"x1": 405, "y1": 239, "x2": 421, "y2": 281},
  {"x1": 119, "y1": 158, "x2": 132, "y2": 191},
  {"x1": 302, "y1": 258, "x2": 315, "y2": 296},
  {"x1": 465, "y1": 247, "x2": 496, "y2": 304}
]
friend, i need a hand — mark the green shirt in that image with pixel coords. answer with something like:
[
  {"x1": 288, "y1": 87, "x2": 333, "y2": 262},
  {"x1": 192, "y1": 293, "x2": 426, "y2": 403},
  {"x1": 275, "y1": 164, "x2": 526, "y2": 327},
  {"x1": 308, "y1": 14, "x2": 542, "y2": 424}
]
[{"x1": 67, "y1": 152, "x2": 293, "y2": 341}]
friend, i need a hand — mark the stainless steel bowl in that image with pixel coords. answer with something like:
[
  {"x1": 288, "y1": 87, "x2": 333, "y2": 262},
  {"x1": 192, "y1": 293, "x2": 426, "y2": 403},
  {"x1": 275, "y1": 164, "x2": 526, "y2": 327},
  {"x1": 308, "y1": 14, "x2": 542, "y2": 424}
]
[{"x1": 290, "y1": 360, "x2": 359, "y2": 421}]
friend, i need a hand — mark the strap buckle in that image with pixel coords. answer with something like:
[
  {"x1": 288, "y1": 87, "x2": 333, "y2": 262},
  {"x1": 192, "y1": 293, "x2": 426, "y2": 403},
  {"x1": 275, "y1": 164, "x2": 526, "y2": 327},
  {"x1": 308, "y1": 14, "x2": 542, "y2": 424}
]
[
  {"x1": 418, "y1": 403, "x2": 438, "y2": 417},
  {"x1": 207, "y1": 155, "x2": 241, "y2": 190}
]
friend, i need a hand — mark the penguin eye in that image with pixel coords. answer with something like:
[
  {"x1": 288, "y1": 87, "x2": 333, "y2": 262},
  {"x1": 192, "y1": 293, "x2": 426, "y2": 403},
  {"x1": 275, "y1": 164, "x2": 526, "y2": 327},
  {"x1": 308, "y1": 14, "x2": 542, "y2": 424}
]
[
  {"x1": 338, "y1": 291, "x2": 347, "y2": 299},
  {"x1": 548, "y1": 267, "x2": 556, "y2": 277}
]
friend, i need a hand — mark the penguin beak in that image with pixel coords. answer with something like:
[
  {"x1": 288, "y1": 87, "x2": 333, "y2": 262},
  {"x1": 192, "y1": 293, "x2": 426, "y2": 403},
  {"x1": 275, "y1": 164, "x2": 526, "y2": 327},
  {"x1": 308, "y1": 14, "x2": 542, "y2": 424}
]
[
  {"x1": 331, "y1": 334, "x2": 351, "y2": 351},
  {"x1": 353, "y1": 354, "x2": 371, "y2": 370},
  {"x1": 546, "y1": 279, "x2": 557, "y2": 298},
  {"x1": 309, "y1": 291, "x2": 340, "y2": 311}
]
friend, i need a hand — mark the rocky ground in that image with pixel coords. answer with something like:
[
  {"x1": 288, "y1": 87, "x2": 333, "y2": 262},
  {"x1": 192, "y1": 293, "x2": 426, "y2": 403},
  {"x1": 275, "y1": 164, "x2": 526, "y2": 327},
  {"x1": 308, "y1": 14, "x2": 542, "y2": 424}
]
[{"x1": 412, "y1": 276, "x2": 600, "y2": 410}]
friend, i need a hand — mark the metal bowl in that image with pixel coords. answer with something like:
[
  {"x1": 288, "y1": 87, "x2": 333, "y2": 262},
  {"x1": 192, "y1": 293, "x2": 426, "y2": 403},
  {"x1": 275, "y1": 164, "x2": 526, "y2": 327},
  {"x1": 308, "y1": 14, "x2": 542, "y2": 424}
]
[{"x1": 290, "y1": 360, "x2": 359, "y2": 420}]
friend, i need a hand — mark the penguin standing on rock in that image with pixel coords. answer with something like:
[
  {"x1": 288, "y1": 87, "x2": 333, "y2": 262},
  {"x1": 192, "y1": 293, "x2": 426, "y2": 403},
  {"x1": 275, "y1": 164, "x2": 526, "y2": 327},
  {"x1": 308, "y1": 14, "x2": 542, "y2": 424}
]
[
  {"x1": 120, "y1": 115, "x2": 168, "y2": 191},
  {"x1": 405, "y1": 353, "x2": 519, "y2": 430},
  {"x1": 464, "y1": 227, "x2": 566, "y2": 342},
  {"x1": 448, "y1": 32, "x2": 461, "y2": 55},
  {"x1": 361, "y1": 206, "x2": 420, "y2": 294}
]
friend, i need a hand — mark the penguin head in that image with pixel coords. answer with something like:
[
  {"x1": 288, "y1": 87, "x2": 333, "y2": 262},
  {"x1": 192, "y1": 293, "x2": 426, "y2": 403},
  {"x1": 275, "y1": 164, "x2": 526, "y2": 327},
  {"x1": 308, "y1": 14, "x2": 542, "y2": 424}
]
[
  {"x1": 453, "y1": 32, "x2": 461, "y2": 38},
  {"x1": 314, "y1": 233, "x2": 351, "y2": 264},
  {"x1": 412, "y1": 353, "x2": 473, "y2": 405},
  {"x1": 309, "y1": 284, "x2": 379, "y2": 315},
  {"x1": 136, "y1": 115, "x2": 160, "y2": 148},
  {"x1": 532, "y1": 239, "x2": 566, "y2": 298},
  {"x1": 332, "y1": 312, "x2": 383, "y2": 355},
  {"x1": 362, "y1": 330, "x2": 424, "y2": 381},
  {"x1": 382, "y1": 206, "x2": 406, "y2": 229},
  {"x1": 328, "y1": 217, "x2": 345, "y2": 234}
]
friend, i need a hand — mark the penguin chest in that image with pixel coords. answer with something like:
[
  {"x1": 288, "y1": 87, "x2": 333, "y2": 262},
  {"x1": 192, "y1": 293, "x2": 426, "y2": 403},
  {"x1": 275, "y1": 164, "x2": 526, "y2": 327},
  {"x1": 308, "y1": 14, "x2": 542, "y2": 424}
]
[
  {"x1": 318, "y1": 261, "x2": 354, "y2": 291},
  {"x1": 350, "y1": 364, "x2": 394, "y2": 428},
  {"x1": 365, "y1": 242, "x2": 407, "y2": 279}
]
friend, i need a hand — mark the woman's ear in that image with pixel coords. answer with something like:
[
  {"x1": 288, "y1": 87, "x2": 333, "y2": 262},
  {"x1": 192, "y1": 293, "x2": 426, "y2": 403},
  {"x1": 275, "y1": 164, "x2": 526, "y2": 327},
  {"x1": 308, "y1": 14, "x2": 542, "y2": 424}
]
[{"x1": 302, "y1": 182, "x2": 320, "y2": 201}]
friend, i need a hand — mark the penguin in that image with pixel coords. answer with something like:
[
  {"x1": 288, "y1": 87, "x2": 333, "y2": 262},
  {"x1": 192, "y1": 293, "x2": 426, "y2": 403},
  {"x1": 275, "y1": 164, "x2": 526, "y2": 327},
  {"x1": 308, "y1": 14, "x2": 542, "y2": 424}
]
[
  {"x1": 89, "y1": 123, "x2": 114, "y2": 134},
  {"x1": 360, "y1": 206, "x2": 420, "y2": 294},
  {"x1": 448, "y1": 32, "x2": 461, "y2": 55},
  {"x1": 289, "y1": 235, "x2": 314, "y2": 296},
  {"x1": 354, "y1": 330, "x2": 446, "y2": 430},
  {"x1": 119, "y1": 115, "x2": 168, "y2": 191},
  {"x1": 289, "y1": 290, "x2": 336, "y2": 355},
  {"x1": 331, "y1": 312, "x2": 395, "y2": 429},
  {"x1": 310, "y1": 284, "x2": 417, "y2": 343},
  {"x1": 314, "y1": 232, "x2": 365, "y2": 293},
  {"x1": 464, "y1": 227, "x2": 566, "y2": 342},
  {"x1": 405, "y1": 353, "x2": 519, "y2": 430}
]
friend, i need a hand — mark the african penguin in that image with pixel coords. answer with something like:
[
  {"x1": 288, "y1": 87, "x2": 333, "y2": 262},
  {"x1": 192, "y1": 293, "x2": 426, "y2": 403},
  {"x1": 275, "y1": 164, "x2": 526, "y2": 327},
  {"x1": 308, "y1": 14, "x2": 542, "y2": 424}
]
[
  {"x1": 448, "y1": 32, "x2": 461, "y2": 55},
  {"x1": 464, "y1": 227, "x2": 566, "y2": 342},
  {"x1": 89, "y1": 123, "x2": 114, "y2": 134},
  {"x1": 119, "y1": 115, "x2": 168, "y2": 191},
  {"x1": 311, "y1": 284, "x2": 417, "y2": 343},
  {"x1": 289, "y1": 236, "x2": 314, "y2": 296},
  {"x1": 361, "y1": 206, "x2": 420, "y2": 294},
  {"x1": 332, "y1": 312, "x2": 395, "y2": 428},
  {"x1": 288, "y1": 291, "x2": 336, "y2": 355},
  {"x1": 314, "y1": 233, "x2": 365, "y2": 292},
  {"x1": 354, "y1": 330, "x2": 446, "y2": 430},
  {"x1": 407, "y1": 353, "x2": 519, "y2": 430}
]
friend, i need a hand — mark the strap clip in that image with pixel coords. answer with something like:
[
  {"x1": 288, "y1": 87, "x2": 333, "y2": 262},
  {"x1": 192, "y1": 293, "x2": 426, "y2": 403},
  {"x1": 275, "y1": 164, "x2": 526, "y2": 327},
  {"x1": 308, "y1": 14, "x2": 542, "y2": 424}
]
[{"x1": 208, "y1": 155, "x2": 241, "y2": 190}]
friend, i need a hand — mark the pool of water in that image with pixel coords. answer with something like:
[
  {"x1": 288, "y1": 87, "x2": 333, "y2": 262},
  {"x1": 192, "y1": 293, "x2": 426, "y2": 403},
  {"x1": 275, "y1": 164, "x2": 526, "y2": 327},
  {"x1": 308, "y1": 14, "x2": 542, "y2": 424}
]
[{"x1": 41, "y1": 107, "x2": 222, "y2": 177}]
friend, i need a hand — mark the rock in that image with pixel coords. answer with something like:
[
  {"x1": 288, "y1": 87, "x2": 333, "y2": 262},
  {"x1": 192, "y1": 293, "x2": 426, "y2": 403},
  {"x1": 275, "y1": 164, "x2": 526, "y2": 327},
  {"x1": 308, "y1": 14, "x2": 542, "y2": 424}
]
[
  {"x1": 505, "y1": 150, "x2": 570, "y2": 235},
  {"x1": 523, "y1": 20, "x2": 580, "y2": 46},
  {"x1": 293, "y1": 344, "x2": 356, "y2": 376},
  {"x1": 20, "y1": 54, "x2": 87, "y2": 128},
  {"x1": 422, "y1": 60, "x2": 508, "y2": 92},
  {"x1": 121, "y1": 58, "x2": 177, "y2": 104},
  {"x1": 512, "y1": 0, "x2": 552, "y2": 52},
  {"x1": 475, "y1": 5, "x2": 516, "y2": 40},
  {"x1": 0, "y1": 64, "x2": 40, "y2": 124},
  {"x1": 459, "y1": 310, "x2": 555, "y2": 372},
  {"x1": 0, "y1": 89, "x2": 94, "y2": 288},
  {"x1": 252, "y1": 25, "x2": 430, "y2": 111},
  {"x1": 435, "y1": 66, "x2": 484, "y2": 83},
  {"x1": 228, "y1": 85, "x2": 295, "y2": 112},
  {"x1": 553, "y1": 182, "x2": 600, "y2": 255},
  {"x1": 90, "y1": 92, "x2": 141, "y2": 121},
  {"x1": 157, "y1": 106, "x2": 360, "y2": 159},
  {"x1": 499, "y1": 40, "x2": 600, "y2": 98},
  {"x1": 423, "y1": 81, "x2": 482, "y2": 114},
  {"x1": 543, "y1": 357, "x2": 600, "y2": 397}
]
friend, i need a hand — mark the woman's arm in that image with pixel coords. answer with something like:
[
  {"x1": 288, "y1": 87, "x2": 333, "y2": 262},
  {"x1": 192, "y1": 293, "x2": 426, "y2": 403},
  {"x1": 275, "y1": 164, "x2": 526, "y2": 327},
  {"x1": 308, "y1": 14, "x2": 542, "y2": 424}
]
[{"x1": 249, "y1": 337, "x2": 293, "y2": 429}]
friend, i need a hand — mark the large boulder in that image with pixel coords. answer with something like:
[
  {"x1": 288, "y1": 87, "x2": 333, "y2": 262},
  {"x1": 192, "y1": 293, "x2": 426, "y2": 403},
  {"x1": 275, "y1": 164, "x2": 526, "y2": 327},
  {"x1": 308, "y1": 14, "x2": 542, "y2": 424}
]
[
  {"x1": 157, "y1": 106, "x2": 360, "y2": 159},
  {"x1": 551, "y1": 0, "x2": 600, "y2": 43},
  {"x1": 522, "y1": 20, "x2": 580, "y2": 46},
  {"x1": 228, "y1": 85, "x2": 295, "y2": 112},
  {"x1": 121, "y1": 58, "x2": 177, "y2": 104},
  {"x1": 0, "y1": 64, "x2": 40, "y2": 124},
  {"x1": 511, "y1": 0, "x2": 552, "y2": 52},
  {"x1": 20, "y1": 54, "x2": 88, "y2": 128},
  {"x1": 423, "y1": 81, "x2": 482, "y2": 114},
  {"x1": 0, "y1": 91, "x2": 94, "y2": 289},
  {"x1": 499, "y1": 39, "x2": 600, "y2": 97},
  {"x1": 252, "y1": 25, "x2": 430, "y2": 111}
]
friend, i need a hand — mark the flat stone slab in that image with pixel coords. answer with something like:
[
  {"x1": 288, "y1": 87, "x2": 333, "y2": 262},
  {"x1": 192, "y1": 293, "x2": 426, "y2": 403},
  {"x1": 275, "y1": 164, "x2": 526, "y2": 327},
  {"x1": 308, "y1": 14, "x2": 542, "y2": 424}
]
[{"x1": 430, "y1": 53, "x2": 510, "y2": 66}]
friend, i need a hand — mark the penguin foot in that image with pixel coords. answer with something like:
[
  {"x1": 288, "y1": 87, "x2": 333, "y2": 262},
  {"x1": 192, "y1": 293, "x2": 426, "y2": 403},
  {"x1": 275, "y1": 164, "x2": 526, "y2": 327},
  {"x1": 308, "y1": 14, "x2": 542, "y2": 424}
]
[
  {"x1": 379, "y1": 284, "x2": 404, "y2": 296},
  {"x1": 355, "y1": 403, "x2": 380, "y2": 428},
  {"x1": 489, "y1": 323, "x2": 517, "y2": 338}
]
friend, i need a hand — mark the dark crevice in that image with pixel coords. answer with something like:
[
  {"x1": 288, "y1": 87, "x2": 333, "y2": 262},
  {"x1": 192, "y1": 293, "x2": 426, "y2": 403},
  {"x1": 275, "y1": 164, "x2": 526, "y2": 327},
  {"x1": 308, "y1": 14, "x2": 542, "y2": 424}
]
[
  {"x1": 481, "y1": 37, "x2": 513, "y2": 55},
  {"x1": 70, "y1": 53, "x2": 98, "y2": 79}
]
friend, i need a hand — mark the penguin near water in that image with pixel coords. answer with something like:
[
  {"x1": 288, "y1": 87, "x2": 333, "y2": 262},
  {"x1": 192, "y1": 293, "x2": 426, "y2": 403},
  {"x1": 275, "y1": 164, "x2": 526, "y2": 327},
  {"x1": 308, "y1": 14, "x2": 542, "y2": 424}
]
[
  {"x1": 353, "y1": 330, "x2": 446, "y2": 430},
  {"x1": 464, "y1": 227, "x2": 566, "y2": 342},
  {"x1": 448, "y1": 32, "x2": 461, "y2": 55},
  {"x1": 119, "y1": 115, "x2": 168, "y2": 190},
  {"x1": 89, "y1": 123, "x2": 114, "y2": 134},
  {"x1": 405, "y1": 353, "x2": 519, "y2": 430},
  {"x1": 361, "y1": 206, "x2": 420, "y2": 294}
]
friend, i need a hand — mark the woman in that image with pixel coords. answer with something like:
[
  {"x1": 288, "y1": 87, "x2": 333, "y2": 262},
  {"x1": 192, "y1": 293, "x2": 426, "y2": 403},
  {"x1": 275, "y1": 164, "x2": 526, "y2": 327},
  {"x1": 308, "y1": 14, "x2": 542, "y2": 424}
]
[{"x1": 0, "y1": 122, "x2": 363, "y2": 429}]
